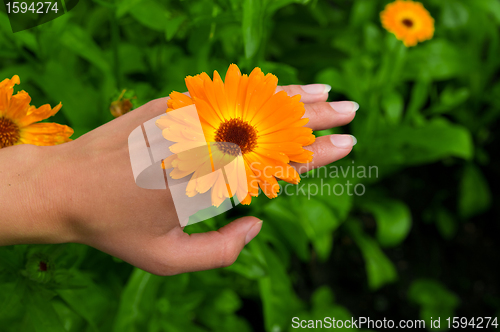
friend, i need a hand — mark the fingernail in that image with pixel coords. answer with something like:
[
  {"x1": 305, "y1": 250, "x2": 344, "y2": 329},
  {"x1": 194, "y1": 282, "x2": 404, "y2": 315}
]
[
  {"x1": 329, "y1": 101, "x2": 359, "y2": 114},
  {"x1": 245, "y1": 220, "x2": 263, "y2": 245},
  {"x1": 330, "y1": 134, "x2": 357, "y2": 148},
  {"x1": 301, "y1": 84, "x2": 331, "y2": 94}
]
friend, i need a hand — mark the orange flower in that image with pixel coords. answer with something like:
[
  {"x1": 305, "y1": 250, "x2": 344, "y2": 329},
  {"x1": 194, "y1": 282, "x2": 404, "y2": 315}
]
[
  {"x1": 0, "y1": 75, "x2": 73, "y2": 148},
  {"x1": 158, "y1": 64, "x2": 315, "y2": 206},
  {"x1": 381, "y1": 0, "x2": 434, "y2": 47}
]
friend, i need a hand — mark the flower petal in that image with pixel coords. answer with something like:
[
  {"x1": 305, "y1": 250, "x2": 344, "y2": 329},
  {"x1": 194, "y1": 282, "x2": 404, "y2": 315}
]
[{"x1": 19, "y1": 122, "x2": 73, "y2": 146}]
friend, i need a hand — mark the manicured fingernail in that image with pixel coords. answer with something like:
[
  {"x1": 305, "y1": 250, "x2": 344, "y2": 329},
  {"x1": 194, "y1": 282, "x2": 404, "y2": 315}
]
[
  {"x1": 330, "y1": 135, "x2": 357, "y2": 148},
  {"x1": 329, "y1": 101, "x2": 359, "y2": 114},
  {"x1": 301, "y1": 84, "x2": 331, "y2": 94},
  {"x1": 245, "y1": 220, "x2": 263, "y2": 245}
]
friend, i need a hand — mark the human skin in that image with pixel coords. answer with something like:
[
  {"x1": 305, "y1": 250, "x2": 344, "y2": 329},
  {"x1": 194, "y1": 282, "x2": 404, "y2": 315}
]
[{"x1": 0, "y1": 84, "x2": 357, "y2": 275}]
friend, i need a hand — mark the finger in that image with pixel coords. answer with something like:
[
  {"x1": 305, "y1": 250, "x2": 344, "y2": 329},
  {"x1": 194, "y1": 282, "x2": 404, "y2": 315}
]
[
  {"x1": 276, "y1": 84, "x2": 331, "y2": 104},
  {"x1": 291, "y1": 134, "x2": 356, "y2": 173},
  {"x1": 154, "y1": 216, "x2": 263, "y2": 275},
  {"x1": 304, "y1": 101, "x2": 358, "y2": 131}
]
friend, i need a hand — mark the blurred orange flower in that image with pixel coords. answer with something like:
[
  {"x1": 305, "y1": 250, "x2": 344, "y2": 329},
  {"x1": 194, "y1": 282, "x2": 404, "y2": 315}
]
[
  {"x1": 159, "y1": 64, "x2": 315, "y2": 205},
  {"x1": 381, "y1": 0, "x2": 434, "y2": 47},
  {"x1": 0, "y1": 75, "x2": 73, "y2": 149}
]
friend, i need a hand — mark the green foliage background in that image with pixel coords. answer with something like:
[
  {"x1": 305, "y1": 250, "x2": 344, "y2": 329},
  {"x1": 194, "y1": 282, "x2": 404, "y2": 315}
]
[{"x1": 1, "y1": 0, "x2": 499, "y2": 331}]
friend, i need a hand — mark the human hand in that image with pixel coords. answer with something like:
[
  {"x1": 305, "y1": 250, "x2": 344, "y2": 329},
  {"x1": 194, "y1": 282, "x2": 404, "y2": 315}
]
[{"x1": 36, "y1": 84, "x2": 357, "y2": 275}]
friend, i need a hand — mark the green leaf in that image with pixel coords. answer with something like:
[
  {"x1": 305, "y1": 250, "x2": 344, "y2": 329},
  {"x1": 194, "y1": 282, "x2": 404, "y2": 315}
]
[
  {"x1": 113, "y1": 269, "x2": 165, "y2": 332},
  {"x1": 12, "y1": 30, "x2": 38, "y2": 52},
  {"x1": 350, "y1": 0, "x2": 377, "y2": 28},
  {"x1": 442, "y1": 1, "x2": 469, "y2": 28},
  {"x1": 23, "y1": 287, "x2": 67, "y2": 332},
  {"x1": 225, "y1": 247, "x2": 266, "y2": 279},
  {"x1": 56, "y1": 273, "x2": 110, "y2": 331},
  {"x1": 429, "y1": 86, "x2": 470, "y2": 115},
  {"x1": 165, "y1": 15, "x2": 186, "y2": 41},
  {"x1": 259, "y1": 62, "x2": 300, "y2": 86},
  {"x1": 347, "y1": 221, "x2": 397, "y2": 290},
  {"x1": 361, "y1": 199, "x2": 412, "y2": 247},
  {"x1": 375, "y1": 35, "x2": 407, "y2": 89},
  {"x1": 0, "y1": 279, "x2": 27, "y2": 320},
  {"x1": 33, "y1": 61, "x2": 100, "y2": 128},
  {"x1": 242, "y1": 0, "x2": 263, "y2": 59},
  {"x1": 435, "y1": 208, "x2": 458, "y2": 240},
  {"x1": 404, "y1": 39, "x2": 470, "y2": 80},
  {"x1": 60, "y1": 24, "x2": 112, "y2": 75},
  {"x1": 364, "y1": 23, "x2": 382, "y2": 53},
  {"x1": 212, "y1": 289, "x2": 241, "y2": 314},
  {"x1": 129, "y1": 0, "x2": 170, "y2": 31},
  {"x1": 409, "y1": 279, "x2": 460, "y2": 330},
  {"x1": 458, "y1": 164, "x2": 491, "y2": 219},
  {"x1": 371, "y1": 118, "x2": 474, "y2": 166},
  {"x1": 315, "y1": 68, "x2": 346, "y2": 94},
  {"x1": 116, "y1": 0, "x2": 143, "y2": 18},
  {"x1": 297, "y1": 197, "x2": 341, "y2": 261},
  {"x1": 381, "y1": 90, "x2": 404, "y2": 124},
  {"x1": 252, "y1": 240, "x2": 301, "y2": 332},
  {"x1": 0, "y1": 246, "x2": 25, "y2": 272},
  {"x1": 263, "y1": 198, "x2": 310, "y2": 261},
  {"x1": 405, "y1": 79, "x2": 429, "y2": 123},
  {"x1": 311, "y1": 286, "x2": 334, "y2": 308},
  {"x1": 440, "y1": 86, "x2": 470, "y2": 107},
  {"x1": 52, "y1": 300, "x2": 84, "y2": 332},
  {"x1": 309, "y1": 171, "x2": 355, "y2": 221},
  {"x1": 472, "y1": 0, "x2": 500, "y2": 24},
  {"x1": 266, "y1": 0, "x2": 311, "y2": 16}
]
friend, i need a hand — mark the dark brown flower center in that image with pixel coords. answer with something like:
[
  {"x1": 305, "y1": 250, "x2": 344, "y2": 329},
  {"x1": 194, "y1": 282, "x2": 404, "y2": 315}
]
[
  {"x1": 39, "y1": 261, "x2": 48, "y2": 272},
  {"x1": 0, "y1": 117, "x2": 20, "y2": 148},
  {"x1": 402, "y1": 18, "x2": 414, "y2": 28},
  {"x1": 214, "y1": 118, "x2": 257, "y2": 155}
]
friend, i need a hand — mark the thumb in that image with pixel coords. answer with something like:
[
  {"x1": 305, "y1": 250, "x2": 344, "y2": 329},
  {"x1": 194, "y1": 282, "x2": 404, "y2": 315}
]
[{"x1": 163, "y1": 216, "x2": 263, "y2": 274}]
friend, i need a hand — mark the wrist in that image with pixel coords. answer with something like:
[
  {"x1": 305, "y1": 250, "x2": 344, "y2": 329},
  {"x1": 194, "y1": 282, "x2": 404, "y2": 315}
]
[{"x1": 0, "y1": 143, "x2": 79, "y2": 245}]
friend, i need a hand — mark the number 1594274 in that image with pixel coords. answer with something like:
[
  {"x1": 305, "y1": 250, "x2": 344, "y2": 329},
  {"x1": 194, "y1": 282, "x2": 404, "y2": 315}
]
[{"x1": 5, "y1": 2, "x2": 59, "y2": 14}]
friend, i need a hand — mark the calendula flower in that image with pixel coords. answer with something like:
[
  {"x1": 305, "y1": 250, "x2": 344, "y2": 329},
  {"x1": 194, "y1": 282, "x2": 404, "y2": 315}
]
[
  {"x1": 0, "y1": 75, "x2": 73, "y2": 148},
  {"x1": 110, "y1": 89, "x2": 136, "y2": 118},
  {"x1": 22, "y1": 253, "x2": 54, "y2": 284},
  {"x1": 157, "y1": 64, "x2": 315, "y2": 206},
  {"x1": 381, "y1": 0, "x2": 434, "y2": 47}
]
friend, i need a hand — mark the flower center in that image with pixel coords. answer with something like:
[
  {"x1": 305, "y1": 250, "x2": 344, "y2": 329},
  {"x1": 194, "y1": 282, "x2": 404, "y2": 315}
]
[
  {"x1": 214, "y1": 118, "x2": 257, "y2": 155},
  {"x1": 402, "y1": 18, "x2": 414, "y2": 28},
  {"x1": 0, "y1": 117, "x2": 20, "y2": 148},
  {"x1": 39, "y1": 261, "x2": 48, "y2": 272}
]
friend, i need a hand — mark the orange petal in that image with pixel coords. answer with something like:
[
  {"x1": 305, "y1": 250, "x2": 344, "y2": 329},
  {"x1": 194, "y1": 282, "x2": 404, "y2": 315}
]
[
  {"x1": 167, "y1": 91, "x2": 194, "y2": 110},
  {"x1": 193, "y1": 97, "x2": 222, "y2": 130},
  {"x1": 251, "y1": 92, "x2": 298, "y2": 128},
  {"x1": 240, "y1": 193, "x2": 252, "y2": 205},
  {"x1": 254, "y1": 147, "x2": 289, "y2": 164},
  {"x1": 18, "y1": 122, "x2": 73, "y2": 146},
  {"x1": 17, "y1": 102, "x2": 62, "y2": 127},
  {"x1": 224, "y1": 64, "x2": 242, "y2": 119},
  {"x1": 259, "y1": 127, "x2": 314, "y2": 144},
  {"x1": 288, "y1": 149, "x2": 314, "y2": 163},
  {"x1": 5, "y1": 91, "x2": 31, "y2": 121},
  {"x1": 212, "y1": 70, "x2": 229, "y2": 121},
  {"x1": 0, "y1": 75, "x2": 21, "y2": 117}
]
